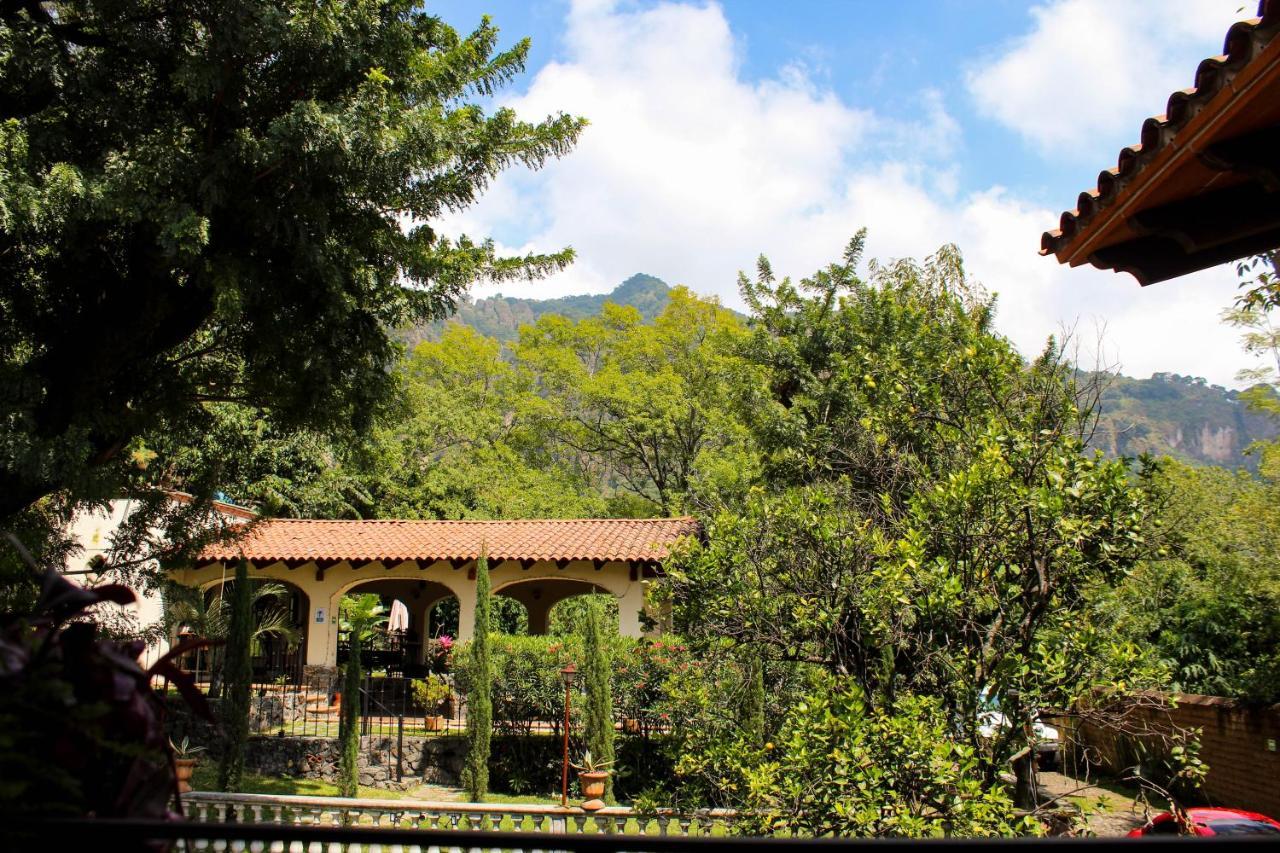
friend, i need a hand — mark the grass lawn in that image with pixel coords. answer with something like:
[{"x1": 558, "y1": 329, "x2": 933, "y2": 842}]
[{"x1": 189, "y1": 762, "x2": 410, "y2": 799}]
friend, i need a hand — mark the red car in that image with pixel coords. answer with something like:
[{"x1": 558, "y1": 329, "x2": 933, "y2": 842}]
[{"x1": 1128, "y1": 807, "x2": 1280, "y2": 837}]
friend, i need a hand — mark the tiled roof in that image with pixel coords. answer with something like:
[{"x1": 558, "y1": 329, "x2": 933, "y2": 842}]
[
  {"x1": 1040, "y1": 1, "x2": 1280, "y2": 271},
  {"x1": 199, "y1": 517, "x2": 701, "y2": 565}
]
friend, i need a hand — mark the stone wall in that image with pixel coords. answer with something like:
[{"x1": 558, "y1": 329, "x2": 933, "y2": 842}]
[
  {"x1": 244, "y1": 734, "x2": 468, "y2": 790},
  {"x1": 1066, "y1": 693, "x2": 1280, "y2": 817}
]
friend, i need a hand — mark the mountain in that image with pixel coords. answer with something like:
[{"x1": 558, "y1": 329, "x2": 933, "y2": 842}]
[
  {"x1": 405, "y1": 273, "x2": 672, "y2": 347},
  {"x1": 409, "y1": 274, "x2": 1278, "y2": 469},
  {"x1": 1091, "y1": 373, "x2": 1278, "y2": 469}
]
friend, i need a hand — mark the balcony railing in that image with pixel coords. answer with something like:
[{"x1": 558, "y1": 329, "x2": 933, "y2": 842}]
[{"x1": 183, "y1": 790, "x2": 741, "y2": 837}]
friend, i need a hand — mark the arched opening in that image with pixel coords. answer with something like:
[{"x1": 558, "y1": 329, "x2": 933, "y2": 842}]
[
  {"x1": 172, "y1": 575, "x2": 310, "y2": 688},
  {"x1": 548, "y1": 593, "x2": 619, "y2": 635},
  {"x1": 495, "y1": 578, "x2": 614, "y2": 636},
  {"x1": 339, "y1": 578, "x2": 455, "y2": 678}
]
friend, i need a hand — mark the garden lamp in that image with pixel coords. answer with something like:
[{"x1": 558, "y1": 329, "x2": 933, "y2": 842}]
[{"x1": 559, "y1": 663, "x2": 579, "y2": 807}]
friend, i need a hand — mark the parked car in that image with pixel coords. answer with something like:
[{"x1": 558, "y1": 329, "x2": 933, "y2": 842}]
[
  {"x1": 1127, "y1": 808, "x2": 1280, "y2": 837},
  {"x1": 976, "y1": 690, "x2": 1059, "y2": 770}
]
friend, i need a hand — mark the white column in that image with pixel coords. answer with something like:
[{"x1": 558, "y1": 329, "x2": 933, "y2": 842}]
[{"x1": 617, "y1": 582, "x2": 645, "y2": 639}]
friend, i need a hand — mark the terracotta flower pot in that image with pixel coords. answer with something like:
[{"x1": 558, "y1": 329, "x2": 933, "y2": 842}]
[
  {"x1": 175, "y1": 758, "x2": 198, "y2": 794},
  {"x1": 578, "y1": 770, "x2": 609, "y2": 810},
  {"x1": 622, "y1": 718, "x2": 642, "y2": 734},
  {"x1": 424, "y1": 714, "x2": 445, "y2": 731}
]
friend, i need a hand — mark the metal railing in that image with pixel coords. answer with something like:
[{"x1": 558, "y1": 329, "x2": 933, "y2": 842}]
[{"x1": 249, "y1": 675, "x2": 469, "y2": 740}]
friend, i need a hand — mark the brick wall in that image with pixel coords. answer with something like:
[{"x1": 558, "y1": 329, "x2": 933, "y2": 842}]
[{"x1": 1067, "y1": 693, "x2": 1280, "y2": 817}]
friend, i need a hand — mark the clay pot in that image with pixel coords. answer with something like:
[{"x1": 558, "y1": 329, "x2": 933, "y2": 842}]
[
  {"x1": 175, "y1": 758, "x2": 198, "y2": 794},
  {"x1": 578, "y1": 770, "x2": 609, "y2": 810},
  {"x1": 424, "y1": 714, "x2": 445, "y2": 732},
  {"x1": 622, "y1": 718, "x2": 642, "y2": 734}
]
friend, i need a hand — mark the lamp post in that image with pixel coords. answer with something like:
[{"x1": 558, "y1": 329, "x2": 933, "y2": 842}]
[{"x1": 559, "y1": 663, "x2": 579, "y2": 808}]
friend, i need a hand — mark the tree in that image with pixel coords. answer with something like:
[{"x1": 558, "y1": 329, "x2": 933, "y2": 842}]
[
  {"x1": 0, "y1": 1, "x2": 583, "y2": 563},
  {"x1": 742, "y1": 678, "x2": 1034, "y2": 838},
  {"x1": 360, "y1": 325, "x2": 606, "y2": 520},
  {"x1": 216, "y1": 560, "x2": 253, "y2": 791},
  {"x1": 337, "y1": 593, "x2": 387, "y2": 797},
  {"x1": 1103, "y1": 457, "x2": 1280, "y2": 703},
  {"x1": 463, "y1": 554, "x2": 492, "y2": 801},
  {"x1": 515, "y1": 288, "x2": 757, "y2": 514},
  {"x1": 581, "y1": 595, "x2": 615, "y2": 803},
  {"x1": 739, "y1": 653, "x2": 766, "y2": 750},
  {"x1": 664, "y1": 235, "x2": 1159, "y2": 819}
]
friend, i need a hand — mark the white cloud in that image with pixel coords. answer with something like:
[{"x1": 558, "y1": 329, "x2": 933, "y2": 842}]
[
  {"x1": 441, "y1": 0, "x2": 1249, "y2": 387},
  {"x1": 965, "y1": 0, "x2": 1244, "y2": 156}
]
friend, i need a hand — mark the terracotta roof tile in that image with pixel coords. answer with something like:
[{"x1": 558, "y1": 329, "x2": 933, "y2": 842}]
[
  {"x1": 1040, "y1": 1, "x2": 1279, "y2": 260},
  {"x1": 200, "y1": 517, "x2": 701, "y2": 565}
]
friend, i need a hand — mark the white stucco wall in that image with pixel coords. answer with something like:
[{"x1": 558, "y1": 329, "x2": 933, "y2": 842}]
[{"x1": 66, "y1": 497, "x2": 250, "y2": 668}]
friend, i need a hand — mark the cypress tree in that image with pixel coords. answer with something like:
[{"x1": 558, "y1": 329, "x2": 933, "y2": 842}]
[
  {"x1": 582, "y1": 595, "x2": 615, "y2": 802},
  {"x1": 462, "y1": 553, "x2": 492, "y2": 801},
  {"x1": 338, "y1": 630, "x2": 362, "y2": 797},
  {"x1": 217, "y1": 560, "x2": 252, "y2": 791}
]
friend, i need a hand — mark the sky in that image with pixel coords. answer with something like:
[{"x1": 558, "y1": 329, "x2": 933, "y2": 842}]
[{"x1": 428, "y1": 0, "x2": 1257, "y2": 387}]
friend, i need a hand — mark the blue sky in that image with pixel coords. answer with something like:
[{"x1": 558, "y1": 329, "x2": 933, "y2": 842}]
[{"x1": 427, "y1": 0, "x2": 1256, "y2": 386}]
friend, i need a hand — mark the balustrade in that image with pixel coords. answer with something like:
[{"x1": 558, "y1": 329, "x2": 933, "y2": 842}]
[{"x1": 182, "y1": 790, "x2": 740, "y2": 849}]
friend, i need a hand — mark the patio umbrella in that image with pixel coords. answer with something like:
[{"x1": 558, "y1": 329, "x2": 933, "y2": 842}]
[{"x1": 388, "y1": 599, "x2": 409, "y2": 632}]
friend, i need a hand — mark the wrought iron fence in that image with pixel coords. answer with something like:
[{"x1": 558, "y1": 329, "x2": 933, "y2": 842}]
[
  {"x1": 248, "y1": 674, "x2": 469, "y2": 740},
  {"x1": 244, "y1": 671, "x2": 671, "y2": 742}
]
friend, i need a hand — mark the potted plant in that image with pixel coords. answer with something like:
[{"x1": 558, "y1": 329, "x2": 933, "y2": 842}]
[
  {"x1": 571, "y1": 750, "x2": 614, "y2": 811},
  {"x1": 170, "y1": 736, "x2": 207, "y2": 794},
  {"x1": 411, "y1": 674, "x2": 451, "y2": 732}
]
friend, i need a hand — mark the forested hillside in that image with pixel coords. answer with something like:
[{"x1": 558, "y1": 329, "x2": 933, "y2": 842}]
[
  {"x1": 406, "y1": 273, "x2": 671, "y2": 346},
  {"x1": 1091, "y1": 373, "x2": 1279, "y2": 468},
  {"x1": 412, "y1": 275, "x2": 1278, "y2": 469}
]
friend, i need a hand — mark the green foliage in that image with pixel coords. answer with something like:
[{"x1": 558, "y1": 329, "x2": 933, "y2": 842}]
[
  {"x1": 0, "y1": 0, "x2": 582, "y2": 575},
  {"x1": 338, "y1": 633, "x2": 362, "y2": 798},
  {"x1": 549, "y1": 595, "x2": 618, "y2": 636},
  {"x1": 463, "y1": 555, "x2": 493, "y2": 801},
  {"x1": 335, "y1": 592, "x2": 388, "y2": 798},
  {"x1": 1102, "y1": 457, "x2": 1280, "y2": 702},
  {"x1": 411, "y1": 675, "x2": 452, "y2": 714},
  {"x1": 582, "y1": 596, "x2": 616, "y2": 802},
  {"x1": 311, "y1": 284, "x2": 757, "y2": 522},
  {"x1": 740, "y1": 653, "x2": 766, "y2": 750},
  {"x1": 454, "y1": 634, "x2": 579, "y2": 735},
  {"x1": 661, "y1": 234, "x2": 1160, "y2": 814},
  {"x1": 741, "y1": 676, "x2": 1038, "y2": 838},
  {"x1": 216, "y1": 561, "x2": 252, "y2": 791},
  {"x1": 514, "y1": 286, "x2": 758, "y2": 514}
]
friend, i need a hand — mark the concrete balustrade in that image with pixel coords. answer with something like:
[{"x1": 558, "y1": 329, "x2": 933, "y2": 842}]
[{"x1": 182, "y1": 790, "x2": 740, "y2": 847}]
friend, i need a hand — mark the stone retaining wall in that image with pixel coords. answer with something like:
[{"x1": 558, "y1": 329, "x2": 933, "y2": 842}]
[{"x1": 244, "y1": 734, "x2": 468, "y2": 790}]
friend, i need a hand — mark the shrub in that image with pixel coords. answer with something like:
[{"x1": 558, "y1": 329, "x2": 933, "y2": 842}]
[
  {"x1": 742, "y1": 676, "x2": 1038, "y2": 838},
  {"x1": 217, "y1": 560, "x2": 252, "y2": 791},
  {"x1": 582, "y1": 596, "x2": 615, "y2": 802},
  {"x1": 463, "y1": 555, "x2": 492, "y2": 801},
  {"x1": 411, "y1": 674, "x2": 452, "y2": 714}
]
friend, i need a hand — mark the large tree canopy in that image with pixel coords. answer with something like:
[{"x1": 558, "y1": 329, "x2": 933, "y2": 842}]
[
  {"x1": 662, "y1": 235, "x2": 1161, "y2": 817},
  {"x1": 0, "y1": 1, "x2": 583, "y2": 532}
]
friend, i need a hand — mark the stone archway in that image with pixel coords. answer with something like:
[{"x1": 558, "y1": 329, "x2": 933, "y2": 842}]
[
  {"x1": 189, "y1": 575, "x2": 311, "y2": 682},
  {"x1": 338, "y1": 577, "x2": 457, "y2": 675}
]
